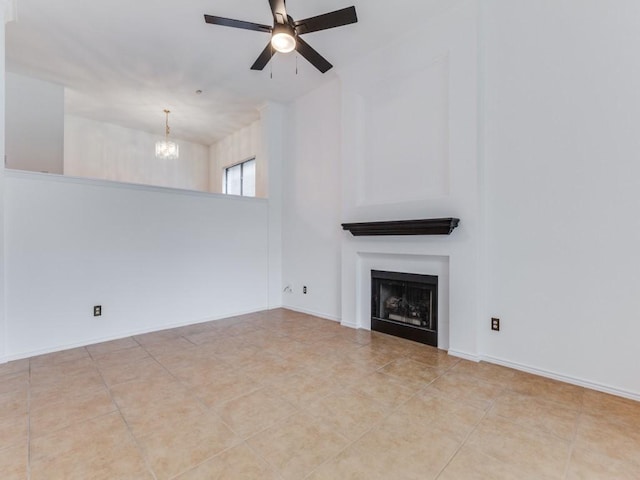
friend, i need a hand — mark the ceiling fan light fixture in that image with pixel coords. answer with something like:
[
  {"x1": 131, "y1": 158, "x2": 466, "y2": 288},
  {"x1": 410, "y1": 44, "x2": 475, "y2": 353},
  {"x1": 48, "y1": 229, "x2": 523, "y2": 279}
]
[{"x1": 271, "y1": 24, "x2": 296, "y2": 53}]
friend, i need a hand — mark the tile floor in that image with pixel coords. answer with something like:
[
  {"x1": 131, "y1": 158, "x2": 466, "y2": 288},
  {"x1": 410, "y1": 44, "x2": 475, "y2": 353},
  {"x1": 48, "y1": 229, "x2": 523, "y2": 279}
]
[{"x1": 1, "y1": 309, "x2": 639, "y2": 479}]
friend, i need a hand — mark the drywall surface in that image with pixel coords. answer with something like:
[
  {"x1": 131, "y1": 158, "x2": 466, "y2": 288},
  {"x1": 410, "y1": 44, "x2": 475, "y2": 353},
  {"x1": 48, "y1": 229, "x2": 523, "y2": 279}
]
[
  {"x1": 5, "y1": 72, "x2": 64, "y2": 174},
  {"x1": 209, "y1": 120, "x2": 266, "y2": 197},
  {"x1": 4, "y1": 171, "x2": 269, "y2": 358},
  {"x1": 0, "y1": 11, "x2": 8, "y2": 362},
  {"x1": 482, "y1": 0, "x2": 640, "y2": 397},
  {"x1": 281, "y1": 79, "x2": 342, "y2": 320},
  {"x1": 338, "y1": 0, "x2": 480, "y2": 357},
  {"x1": 64, "y1": 115, "x2": 210, "y2": 192}
]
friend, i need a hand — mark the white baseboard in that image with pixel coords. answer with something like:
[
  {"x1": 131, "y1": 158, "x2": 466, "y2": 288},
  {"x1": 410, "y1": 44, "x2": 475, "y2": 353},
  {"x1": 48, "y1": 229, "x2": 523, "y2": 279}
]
[
  {"x1": 340, "y1": 320, "x2": 359, "y2": 330},
  {"x1": 481, "y1": 354, "x2": 640, "y2": 402},
  {"x1": 448, "y1": 349, "x2": 481, "y2": 362}
]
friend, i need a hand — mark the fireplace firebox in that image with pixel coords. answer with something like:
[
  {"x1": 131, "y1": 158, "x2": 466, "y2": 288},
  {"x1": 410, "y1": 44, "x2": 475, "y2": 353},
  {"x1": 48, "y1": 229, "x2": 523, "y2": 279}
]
[{"x1": 371, "y1": 270, "x2": 438, "y2": 347}]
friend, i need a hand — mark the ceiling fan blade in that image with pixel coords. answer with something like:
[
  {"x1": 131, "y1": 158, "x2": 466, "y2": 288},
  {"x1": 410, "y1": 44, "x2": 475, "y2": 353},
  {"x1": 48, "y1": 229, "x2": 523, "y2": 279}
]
[
  {"x1": 295, "y1": 37, "x2": 333, "y2": 73},
  {"x1": 269, "y1": 0, "x2": 288, "y2": 24},
  {"x1": 204, "y1": 14, "x2": 272, "y2": 33},
  {"x1": 251, "y1": 43, "x2": 276, "y2": 71},
  {"x1": 294, "y1": 6, "x2": 357, "y2": 35}
]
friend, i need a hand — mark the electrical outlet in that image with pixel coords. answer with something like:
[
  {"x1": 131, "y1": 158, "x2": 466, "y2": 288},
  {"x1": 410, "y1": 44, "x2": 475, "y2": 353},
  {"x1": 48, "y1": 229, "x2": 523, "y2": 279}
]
[
  {"x1": 94, "y1": 305, "x2": 102, "y2": 317},
  {"x1": 491, "y1": 317, "x2": 500, "y2": 331},
  {"x1": 303, "y1": 286, "x2": 307, "y2": 294}
]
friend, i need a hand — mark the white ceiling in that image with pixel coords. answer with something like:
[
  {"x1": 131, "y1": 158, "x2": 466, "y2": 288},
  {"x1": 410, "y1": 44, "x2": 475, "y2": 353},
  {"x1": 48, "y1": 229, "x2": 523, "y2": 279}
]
[{"x1": 6, "y1": 0, "x2": 458, "y2": 145}]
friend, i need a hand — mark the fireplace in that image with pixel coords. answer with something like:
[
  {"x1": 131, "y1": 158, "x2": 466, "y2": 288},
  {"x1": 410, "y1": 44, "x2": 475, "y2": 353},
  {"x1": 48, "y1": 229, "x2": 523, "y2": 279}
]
[{"x1": 371, "y1": 270, "x2": 438, "y2": 347}]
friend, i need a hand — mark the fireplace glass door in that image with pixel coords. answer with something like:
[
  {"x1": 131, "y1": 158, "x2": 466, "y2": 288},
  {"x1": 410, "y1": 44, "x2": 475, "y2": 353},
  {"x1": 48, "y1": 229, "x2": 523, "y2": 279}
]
[{"x1": 371, "y1": 270, "x2": 438, "y2": 346}]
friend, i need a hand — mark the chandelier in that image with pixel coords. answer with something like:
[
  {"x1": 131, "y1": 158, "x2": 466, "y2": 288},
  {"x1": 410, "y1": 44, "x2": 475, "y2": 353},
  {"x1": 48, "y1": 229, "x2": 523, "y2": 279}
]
[{"x1": 155, "y1": 109, "x2": 179, "y2": 160}]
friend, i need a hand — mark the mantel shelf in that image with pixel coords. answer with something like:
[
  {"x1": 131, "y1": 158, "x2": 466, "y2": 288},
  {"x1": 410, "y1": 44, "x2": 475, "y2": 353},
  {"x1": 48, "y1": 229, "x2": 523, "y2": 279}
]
[{"x1": 341, "y1": 218, "x2": 460, "y2": 236}]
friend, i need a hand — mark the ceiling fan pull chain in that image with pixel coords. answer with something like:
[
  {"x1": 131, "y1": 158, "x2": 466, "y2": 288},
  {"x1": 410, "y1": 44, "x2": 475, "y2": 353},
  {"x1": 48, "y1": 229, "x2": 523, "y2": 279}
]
[
  {"x1": 296, "y1": 52, "x2": 298, "y2": 75},
  {"x1": 270, "y1": 44, "x2": 274, "y2": 79}
]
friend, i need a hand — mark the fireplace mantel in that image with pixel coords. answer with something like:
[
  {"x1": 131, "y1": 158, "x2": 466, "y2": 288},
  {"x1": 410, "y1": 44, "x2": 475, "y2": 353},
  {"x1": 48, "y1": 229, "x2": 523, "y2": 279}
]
[{"x1": 341, "y1": 218, "x2": 460, "y2": 236}]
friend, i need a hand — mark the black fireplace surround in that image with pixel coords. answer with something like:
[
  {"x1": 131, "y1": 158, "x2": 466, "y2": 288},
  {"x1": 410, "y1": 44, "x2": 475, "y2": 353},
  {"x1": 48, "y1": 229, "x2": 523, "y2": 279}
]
[{"x1": 371, "y1": 270, "x2": 438, "y2": 347}]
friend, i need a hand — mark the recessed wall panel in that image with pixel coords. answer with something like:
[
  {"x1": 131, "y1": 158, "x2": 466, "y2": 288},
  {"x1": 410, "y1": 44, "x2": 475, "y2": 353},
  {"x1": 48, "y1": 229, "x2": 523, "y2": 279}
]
[{"x1": 358, "y1": 55, "x2": 450, "y2": 207}]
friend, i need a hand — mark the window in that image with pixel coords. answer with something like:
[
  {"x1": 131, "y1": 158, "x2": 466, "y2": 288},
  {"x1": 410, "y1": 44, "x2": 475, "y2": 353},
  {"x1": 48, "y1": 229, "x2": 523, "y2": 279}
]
[{"x1": 223, "y1": 158, "x2": 256, "y2": 197}]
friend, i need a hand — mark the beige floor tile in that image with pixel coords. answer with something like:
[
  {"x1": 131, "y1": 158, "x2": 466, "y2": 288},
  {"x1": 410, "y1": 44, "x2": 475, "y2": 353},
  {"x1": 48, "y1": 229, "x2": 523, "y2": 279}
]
[
  {"x1": 305, "y1": 389, "x2": 390, "y2": 441},
  {"x1": 0, "y1": 309, "x2": 636, "y2": 479},
  {"x1": 439, "y1": 445, "x2": 557, "y2": 480},
  {"x1": 112, "y1": 382, "x2": 205, "y2": 437},
  {"x1": 394, "y1": 389, "x2": 486, "y2": 442},
  {"x1": 428, "y1": 370, "x2": 505, "y2": 410},
  {"x1": 505, "y1": 372, "x2": 585, "y2": 410},
  {"x1": 574, "y1": 413, "x2": 640, "y2": 467},
  {"x1": 137, "y1": 410, "x2": 239, "y2": 480},
  {"x1": 182, "y1": 329, "x2": 231, "y2": 346},
  {"x1": 109, "y1": 372, "x2": 185, "y2": 400},
  {"x1": 582, "y1": 389, "x2": 640, "y2": 426},
  {"x1": 339, "y1": 346, "x2": 401, "y2": 370},
  {"x1": 134, "y1": 329, "x2": 182, "y2": 346},
  {"x1": 348, "y1": 371, "x2": 419, "y2": 409},
  {"x1": 215, "y1": 387, "x2": 297, "y2": 438},
  {"x1": 92, "y1": 345, "x2": 150, "y2": 369},
  {"x1": 248, "y1": 412, "x2": 349, "y2": 480},
  {"x1": 309, "y1": 361, "x2": 376, "y2": 387},
  {"x1": 174, "y1": 443, "x2": 280, "y2": 480},
  {"x1": 0, "y1": 388, "x2": 28, "y2": 419},
  {"x1": 0, "y1": 389, "x2": 28, "y2": 449},
  {"x1": 191, "y1": 369, "x2": 264, "y2": 408},
  {"x1": 30, "y1": 386, "x2": 117, "y2": 437},
  {"x1": 30, "y1": 357, "x2": 97, "y2": 385},
  {"x1": 30, "y1": 366, "x2": 106, "y2": 405},
  {"x1": 86, "y1": 336, "x2": 139, "y2": 356},
  {"x1": 566, "y1": 446, "x2": 640, "y2": 479},
  {"x1": 99, "y1": 356, "x2": 168, "y2": 387},
  {"x1": 269, "y1": 371, "x2": 340, "y2": 408},
  {"x1": 0, "y1": 444, "x2": 28, "y2": 480},
  {"x1": 239, "y1": 359, "x2": 300, "y2": 384},
  {"x1": 308, "y1": 410, "x2": 461, "y2": 480},
  {"x1": 0, "y1": 415, "x2": 28, "y2": 451},
  {"x1": 451, "y1": 359, "x2": 518, "y2": 385},
  {"x1": 209, "y1": 342, "x2": 264, "y2": 365},
  {"x1": 332, "y1": 327, "x2": 374, "y2": 345},
  {"x1": 0, "y1": 358, "x2": 29, "y2": 377},
  {"x1": 169, "y1": 359, "x2": 232, "y2": 388},
  {"x1": 378, "y1": 357, "x2": 442, "y2": 386},
  {"x1": 171, "y1": 321, "x2": 221, "y2": 337},
  {"x1": 465, "y1": 415, "x2": 571, "y2": 478},
  {"x1": 30, "y1": 347, "x2": 91, "y2": 367},
  {"x1": 408, "y1": 346, "x2": 461, "y2": 369},
  {"x1": 0, "y1": 371, "x2": 29, "y2": 395},
  {"x1": 30, "y1": 412, "x2": 152, "y2": 480},
  {"x1": 142, "y1": 335, "x2": 196, "y2": 352},
  {"x1": 489, "y1": 390, "x2": 580, "y2": 440}
]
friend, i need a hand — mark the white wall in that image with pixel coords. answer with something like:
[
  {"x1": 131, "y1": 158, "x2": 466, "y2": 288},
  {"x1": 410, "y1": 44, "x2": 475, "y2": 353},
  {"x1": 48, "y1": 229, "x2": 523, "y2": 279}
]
[
  {"x1": 339, "y1": 1, "x2": 480, "y2": 358},
  {"x1": 282, "y1": 80, "x2": 343, "y2": 320},
  {"x1": 5, "y1": 72, "x2": 64, "y2": 174},
  {"x1": 4, "y1": 171, "x2": 269, "y2": 358},
  {"x1": 64, "y1": 115, "x2": 210, "y2": 192},
  {"x1": 261, "y1": 103, "x2": 285, "y2": 309},
  {"x1": 209, "y1": 120, "x2": 266, "y2": 197},
  {"x1": 482, "y1": 0, "x2": 640, "y2": 398},
  {"x1": 1, "y1": 3, "x2": 14, "y2": 363}
]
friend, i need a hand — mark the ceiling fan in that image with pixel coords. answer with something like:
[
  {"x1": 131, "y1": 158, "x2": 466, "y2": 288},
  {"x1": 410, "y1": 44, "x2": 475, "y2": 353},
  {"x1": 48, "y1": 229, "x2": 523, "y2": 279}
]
[{"x1": 204, "y1": 0, "x2": 358, "y2": 74}]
